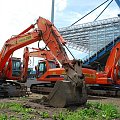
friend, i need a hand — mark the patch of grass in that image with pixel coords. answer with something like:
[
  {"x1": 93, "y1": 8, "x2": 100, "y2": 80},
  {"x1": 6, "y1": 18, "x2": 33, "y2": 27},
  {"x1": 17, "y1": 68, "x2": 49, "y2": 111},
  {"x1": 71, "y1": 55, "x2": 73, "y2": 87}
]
[
  {"x1": 52, "y1": 102, "x2": 120, "y2": 120},
  {"x1": 86, "y1": 102, "x2": 120, "y2": 120},
  {"x1": 53, "y1": 112, "x2": 65, "y2": 120},
  {"x1": 0, "y1": 103, "x2": 10, "y2": 109},
  {"x1": 0, "y1": 102, "x2": 119, "y2": 120},
  {"x1": 0, "y1": 114, "x2": 7, "y2": 120},
  {"x1": 9, "y1": 115, "x2": 17, "y2": 120},
  {"x1": 0, "y1": 102, "x2": 33, "y2": 113},
  {"x1": 0, "y1": 102, "x2": 35, "y2": 120},
  {"x1": 40, "y1": 111, "x2": 49, "y2": 118}
]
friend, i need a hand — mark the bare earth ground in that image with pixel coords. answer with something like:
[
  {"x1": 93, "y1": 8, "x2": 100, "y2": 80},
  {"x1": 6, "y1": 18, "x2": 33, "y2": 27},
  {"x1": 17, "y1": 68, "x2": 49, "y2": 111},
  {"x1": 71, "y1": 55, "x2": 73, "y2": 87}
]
[{"x1": 0, "y1": 94, "x2": 120, "y2": 119}]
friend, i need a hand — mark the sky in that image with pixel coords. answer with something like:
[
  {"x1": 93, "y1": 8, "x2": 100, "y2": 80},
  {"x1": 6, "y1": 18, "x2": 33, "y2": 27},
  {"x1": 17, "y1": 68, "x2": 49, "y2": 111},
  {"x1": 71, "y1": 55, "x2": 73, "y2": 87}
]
[{"x1": 0, "y1": 0, "x2": 120, "y2": 66}]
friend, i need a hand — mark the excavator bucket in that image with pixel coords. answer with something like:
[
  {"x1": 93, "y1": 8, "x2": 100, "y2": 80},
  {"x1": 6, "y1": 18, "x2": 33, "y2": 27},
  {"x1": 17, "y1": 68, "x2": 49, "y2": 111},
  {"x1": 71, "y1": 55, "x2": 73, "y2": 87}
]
[
  {"x1": 42, "y1": 60, "x2": 87, "y2": 108},
  {"x1": 48, "y1": 80, "x2": 87, "y2": 107},
  {"x1": 37, "y1": 60, "x2": 87, "y2": 107},
  {"x1": 47, "y1": 60, "x2": 87, "y2": 108}
]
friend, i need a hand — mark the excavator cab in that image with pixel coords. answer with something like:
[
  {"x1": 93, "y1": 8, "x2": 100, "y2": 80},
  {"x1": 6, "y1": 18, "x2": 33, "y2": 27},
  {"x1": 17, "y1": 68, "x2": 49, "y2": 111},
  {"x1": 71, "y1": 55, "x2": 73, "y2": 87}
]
[
  {"x1": 37, "y1": 60, "x2": 57, "y2": 78},
  {"x1": 4, "y1": 57, "x2": 22, "y2": 79},
  {"x1": 35, "y1": 59, "x2": 64, "y2": 82},
  {"x1": 12, "y1": 58, "x2": 22, "y2": 77},
  {"x1": 1, "y1": 57, "x2": 27, "y2": 97},
  {"x1": 30, "y1": 59, "x2": 64, "y2": 96},
  {"x1": 37, "y1": 60, "x2": 47, "y2": 78}
]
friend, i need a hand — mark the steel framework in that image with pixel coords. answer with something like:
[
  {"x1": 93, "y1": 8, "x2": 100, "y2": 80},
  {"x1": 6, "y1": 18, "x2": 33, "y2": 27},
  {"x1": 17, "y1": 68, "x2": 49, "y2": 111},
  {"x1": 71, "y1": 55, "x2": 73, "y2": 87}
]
[{"x1": 59, "y1": 17, "x2": 120, "y2": 60}]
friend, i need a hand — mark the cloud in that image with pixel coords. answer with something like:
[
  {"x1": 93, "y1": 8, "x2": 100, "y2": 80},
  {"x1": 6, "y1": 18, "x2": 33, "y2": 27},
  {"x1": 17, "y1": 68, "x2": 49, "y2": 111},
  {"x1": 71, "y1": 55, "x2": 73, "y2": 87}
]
[
  {"x1": 55, "y1": 0, "x2": 120, "y2": 27},
  {"x1": 55, "y1": 0, "x2": 67, "y2": 12},
  {"x1": 0, "y1": 0, "x2": 52, "y2": 41}
]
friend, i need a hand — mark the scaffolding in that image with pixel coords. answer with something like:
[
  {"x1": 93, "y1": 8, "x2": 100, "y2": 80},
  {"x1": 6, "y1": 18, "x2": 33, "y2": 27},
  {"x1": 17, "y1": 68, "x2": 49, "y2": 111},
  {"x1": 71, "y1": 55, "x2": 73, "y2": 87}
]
[{"x1": 59, "y1": 17, "x2": 120, "y2": 60}]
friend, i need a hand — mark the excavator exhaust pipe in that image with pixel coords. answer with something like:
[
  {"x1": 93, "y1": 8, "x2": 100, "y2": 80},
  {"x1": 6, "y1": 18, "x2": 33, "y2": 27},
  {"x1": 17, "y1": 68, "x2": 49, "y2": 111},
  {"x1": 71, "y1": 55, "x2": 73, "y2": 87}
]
[{"x1": 47, "y1": 60, "x2": 87, "y2": 107}]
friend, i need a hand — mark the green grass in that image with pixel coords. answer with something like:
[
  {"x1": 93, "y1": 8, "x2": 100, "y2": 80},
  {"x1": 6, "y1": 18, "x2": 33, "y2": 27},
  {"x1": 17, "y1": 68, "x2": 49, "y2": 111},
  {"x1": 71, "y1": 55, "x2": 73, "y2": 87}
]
[
  {"x1": 52, "y1": 102, "x2": 120, "y2": 120},
  {"x1": 0, "y1": 102, "x2": 119, "y2": 120},
  {"x1": 40, "y1": 111, "x2": 49, "y2": 118},
  {"x1": 0, "y1": 102, "x2": 33, "y2": 113},
  {"x1": 0, "y1": 102, "x2": 35, "y2": 120},
  {"x1": 0, "y1": 114, "x2": 7, "y2": 120}
]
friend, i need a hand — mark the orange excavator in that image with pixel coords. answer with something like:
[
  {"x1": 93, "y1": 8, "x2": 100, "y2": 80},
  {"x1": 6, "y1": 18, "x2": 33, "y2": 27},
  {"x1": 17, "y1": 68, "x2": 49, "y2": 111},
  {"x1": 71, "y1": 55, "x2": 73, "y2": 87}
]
[
  {"x1": 27, "y1": 47, "x2": 65, "y2": 94},
  {"x1": 3, "y1": 47, "x2": 29, "y2": 81},
  {"x1": 27, "y1": 47, "x2": 97, "y2": 93},
  {"x1": 0, "y1": 16, "x2": 87, "y2": 107},
  {"x1": 28, "y1": 40, "x2": 120, "y2": 96},
  {"x1": 0, "y1": 45, "x2": 30, "y2": 97},
  {"x1": 29, "y1": 48, "x2": 65, "y2": 80},
  {"x1": 87, "y1": 41, "x2": 120, "y2": 96}
]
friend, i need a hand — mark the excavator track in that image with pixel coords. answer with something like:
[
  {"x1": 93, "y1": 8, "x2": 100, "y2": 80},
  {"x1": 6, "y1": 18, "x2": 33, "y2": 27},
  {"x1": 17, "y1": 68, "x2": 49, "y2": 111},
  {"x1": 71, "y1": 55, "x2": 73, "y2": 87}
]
[
  {"x1": 87, "y1": 85, "x2": 120, "y2": 97},
  {"x1": 0, "y1": 81, "x2": 27, "y2": 97},
  {"x1": 30, "y1": 83, "x2": 120, "y2": 98},
  {"x1": 30, "y1": 83, "x2": 54, "y2": 94}
]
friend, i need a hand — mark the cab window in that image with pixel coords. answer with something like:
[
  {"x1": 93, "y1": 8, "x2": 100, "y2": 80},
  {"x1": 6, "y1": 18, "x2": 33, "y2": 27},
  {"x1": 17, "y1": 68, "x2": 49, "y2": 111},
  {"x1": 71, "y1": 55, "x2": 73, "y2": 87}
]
[
  {"x1": 39, "y1": 62, "x2": 46, "y2": 73},
  {"x1": 49, "y1": 61, "x2": 56, "y2": 69}
]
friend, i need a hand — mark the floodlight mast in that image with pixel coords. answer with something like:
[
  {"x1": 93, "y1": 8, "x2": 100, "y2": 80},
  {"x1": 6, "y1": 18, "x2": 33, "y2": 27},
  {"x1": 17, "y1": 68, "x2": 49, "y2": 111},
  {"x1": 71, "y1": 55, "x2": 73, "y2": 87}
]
[{"x1": 51, "y1": 0, "x2": 55, "y2": 24}]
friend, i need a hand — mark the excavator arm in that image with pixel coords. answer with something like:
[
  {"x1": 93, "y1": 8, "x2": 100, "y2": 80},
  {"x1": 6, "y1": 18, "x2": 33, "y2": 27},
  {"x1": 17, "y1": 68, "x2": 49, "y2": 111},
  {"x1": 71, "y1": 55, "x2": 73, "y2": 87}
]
[
  {"x1": 36, "y1": 17, "x2": 68, "y2": 63},
  {"x1": 29, "y1": 48, "x2": 57, "y2": 61},
  {"x1": 0, "y1": 17, "x2": 83, "y2": 84},
  {"x1": 37, "y1": 17, "x2": 84, "y2": 84}
]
